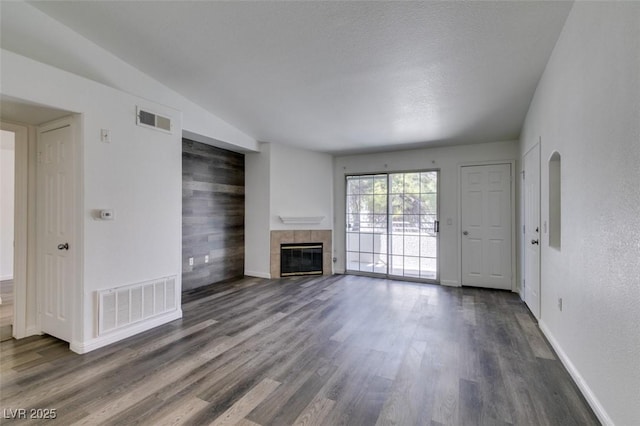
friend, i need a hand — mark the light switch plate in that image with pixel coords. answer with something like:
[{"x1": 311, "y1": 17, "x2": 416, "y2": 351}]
[
  {"x1": 100, "y1": 209, "x2": 114, "y2": 220},
  {"x1": 100, "y1": 129, "x2": 111, "y2": 143}
]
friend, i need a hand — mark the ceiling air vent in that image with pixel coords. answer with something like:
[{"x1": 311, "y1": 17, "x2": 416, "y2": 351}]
[{"x1": 136, "y1": 106, "x2": 172, "y2": 133}]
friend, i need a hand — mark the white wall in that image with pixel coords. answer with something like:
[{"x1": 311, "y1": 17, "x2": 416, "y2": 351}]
[
  {"x1": 270, "y1": 143, "x2": 334, "y2": 231},
  {"x1": 0, "y1": 1, "x2": 257, "y2": 153},
  {"x1": 1, "y1": 49, "x2": 183, "y2": 352},
  {"x1": 519, "y1": 2, "x2": 640, "y2": 424},
  {"x1": 0, "y1": 130, "x2": 15, "y2": 281},
  {"x1": 245, "y1": 142, "x2": 334, "y2": 278},
  {"x1": 245, "y1": 143, "x2": 272, "y2": 278},
  {"x1": 0, "y1": 1, "x2": 263, "y2": 353},
  {"x1": 334, "y1": 140, "x2": 519, "y2": 286}
]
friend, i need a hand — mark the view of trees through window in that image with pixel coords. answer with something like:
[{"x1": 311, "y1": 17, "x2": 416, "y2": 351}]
[{"x1": 346, "y1": 171, "x2": 438, "y2": 279}]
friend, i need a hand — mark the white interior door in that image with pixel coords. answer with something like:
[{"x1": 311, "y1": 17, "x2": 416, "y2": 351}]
[
  {"x1": 461, "y1": 164, "x2": 512, "y2": 290},
  {"x1": 37, "y1": 120, "x2": 74, "y2": 342},
  {"x1": 523, "y1": 144, "x2": 541, "y2": 318}
]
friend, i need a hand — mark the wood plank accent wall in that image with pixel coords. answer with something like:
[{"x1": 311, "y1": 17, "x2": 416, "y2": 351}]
[{"x1": 182, "y1": 139, "x2": 244, "y2": 290}]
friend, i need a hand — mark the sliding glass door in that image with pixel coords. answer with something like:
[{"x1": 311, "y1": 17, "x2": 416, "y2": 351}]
[{"x1": 346, "y1": 171, "x2": 439, "y2": 281}]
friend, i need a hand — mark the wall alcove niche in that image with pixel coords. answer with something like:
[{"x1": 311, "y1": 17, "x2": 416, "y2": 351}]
[{"x1": 549, "y1": 151, "x2": 561, "y2": 249}]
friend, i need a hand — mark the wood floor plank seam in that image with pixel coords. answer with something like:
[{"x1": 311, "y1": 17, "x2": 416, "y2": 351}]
[
  {"x1": 291, "y1": 395, "x2": 336, "y2": 426},
  {"x1": 208, "y1": 378, "x2": 280, "y2": 426}
]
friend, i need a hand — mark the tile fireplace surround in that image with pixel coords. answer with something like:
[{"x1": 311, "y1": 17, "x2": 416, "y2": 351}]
[{"x1": 270, "y1": 230, "x2": 332, "y2": 278}]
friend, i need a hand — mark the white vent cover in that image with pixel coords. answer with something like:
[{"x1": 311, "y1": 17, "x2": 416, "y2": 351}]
[
  {"x1": 98, "y1": 276, "x2": 178, "y2": 335},
  {"x1": 136, "y1": 106, "x2": 172, "y2": 133}
]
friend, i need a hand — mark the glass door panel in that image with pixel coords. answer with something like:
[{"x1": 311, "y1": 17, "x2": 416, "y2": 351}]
[
  {"x1": 346, "y1": 174, "x2": 388, "y2": 274},
  {"x1": 387, "y1": 171, "x2": 439, "y2": 280}
]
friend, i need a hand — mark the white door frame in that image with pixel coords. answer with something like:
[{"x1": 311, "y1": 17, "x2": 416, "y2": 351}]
[
  {"x1": 36, "y1": 116, "x2": 81, "y2": 343},
  {"x1": 1, "y1": 121, "x2": 29, "y2": 338},
  {"x1": 457, "y1": 160, "x2": 517, "y2": 291}
]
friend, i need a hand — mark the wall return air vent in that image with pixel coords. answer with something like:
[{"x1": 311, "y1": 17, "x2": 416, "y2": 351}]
[
  {"x1": 97, "y1": 276, "x2": 178, "y2": 336},
  {"x1": 136, "y1": 106, "x2": 172, "y2": 133}
]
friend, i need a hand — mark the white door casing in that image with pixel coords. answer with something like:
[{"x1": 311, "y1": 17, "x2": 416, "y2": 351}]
[
  {"x1": 37, "y1": 119, "x2": 75, "y2": 342},
  {"x1": 461, "y1": 164, "x2": 512, "y2": 290},
  {"x1": 0, "y1": 122, "x2": 28, "y2": 338},
  {"x1": 523, "y1": 144, "x2": 541, "y2": 318}
]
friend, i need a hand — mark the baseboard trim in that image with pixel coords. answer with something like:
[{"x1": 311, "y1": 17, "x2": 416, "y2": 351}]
[
  {"x1": 245, "y1": 270, "x2": 271, "y2": 279},
  {"x1": 440, "y1": 279, "x2": 461, "y2": 287},
  {"x1": 22, "y1": 326, "x2": 42, "y2": 339},
  {"x1": 538, "y1": 320, "x2": 613, "y2": 426},
  {"x1": 70, "y1": 309, "x2": 182, "y2": 354}
]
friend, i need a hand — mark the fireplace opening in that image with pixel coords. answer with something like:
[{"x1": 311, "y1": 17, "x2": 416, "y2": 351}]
[{"x1": 280, "y1": 243, "x2": 323, "y2": 277}]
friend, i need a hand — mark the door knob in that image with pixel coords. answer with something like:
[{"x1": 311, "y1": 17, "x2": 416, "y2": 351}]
[
  {"x1": 463, "y1": 231, "x2": 469, "y2": 236},
  {"x1": 531, "y1": 239, "x2": 539, "y2": 245},
  {"x1": 57, "y1": 243, "x2": 69, "y2": 250}
]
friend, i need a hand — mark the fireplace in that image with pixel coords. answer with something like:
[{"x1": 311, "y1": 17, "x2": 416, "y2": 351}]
[
  {"x1": 280, "y1": 243, "x2": 323, "y2": 277},
  {"x1": 270, "y1": 230, "x2": 332, "y2": 278}
]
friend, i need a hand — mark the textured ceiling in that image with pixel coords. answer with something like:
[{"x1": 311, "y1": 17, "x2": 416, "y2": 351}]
[{"x1": 25, "y1": 1, "x2": 572, "y2": 154}]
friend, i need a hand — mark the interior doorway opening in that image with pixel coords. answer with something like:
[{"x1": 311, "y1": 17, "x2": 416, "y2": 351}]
[
  {"x1": 0, "y1": 129, "x2": 16, "y2": 341},
  {"x1": 1, "y1": 98, "x2": 74, "y2": 342}
]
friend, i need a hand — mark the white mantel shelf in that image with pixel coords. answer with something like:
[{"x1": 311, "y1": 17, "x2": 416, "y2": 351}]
[{"x1": 279, "y1": 216, "x2": 325, "y2": 225}]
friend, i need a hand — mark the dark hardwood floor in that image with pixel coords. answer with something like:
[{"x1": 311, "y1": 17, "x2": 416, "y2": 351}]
[{"x1": 0, "y1": 275, "x2": 598, "y2": 425}]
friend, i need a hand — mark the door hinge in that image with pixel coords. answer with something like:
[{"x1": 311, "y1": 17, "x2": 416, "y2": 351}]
[
  {"x1": 523, "y1": 225, "x2": 526, "y2": 234},
  {"x1": 37, "y1": 151, "x2": 43, "y2": 164},
  {"x1": 522, "y1": 170, "x2": 525, "y2": 180}
]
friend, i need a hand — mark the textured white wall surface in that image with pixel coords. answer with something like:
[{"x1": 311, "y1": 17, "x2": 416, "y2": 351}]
[
  {"x1": 334, "y1": 140, "x2": 519, "y2": 287},
  {"x1": 520, "y1": 3, "x2": 640, "y2": 424},
  {"x1": 245, "y1": 143, "x2": 334, "y2": 278},
  {"x1": 1, "y1": 49, "x2": 183, "y2": 351},
  {"x1": 245, "y1": 144, "x2": 272, "y2": 278},
  {"x1": 0, "y1": 131, "x2": 15, "y2": 280},
  {"x1": 269, "y1": 143, "x2": 333, "y2": 231}
]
